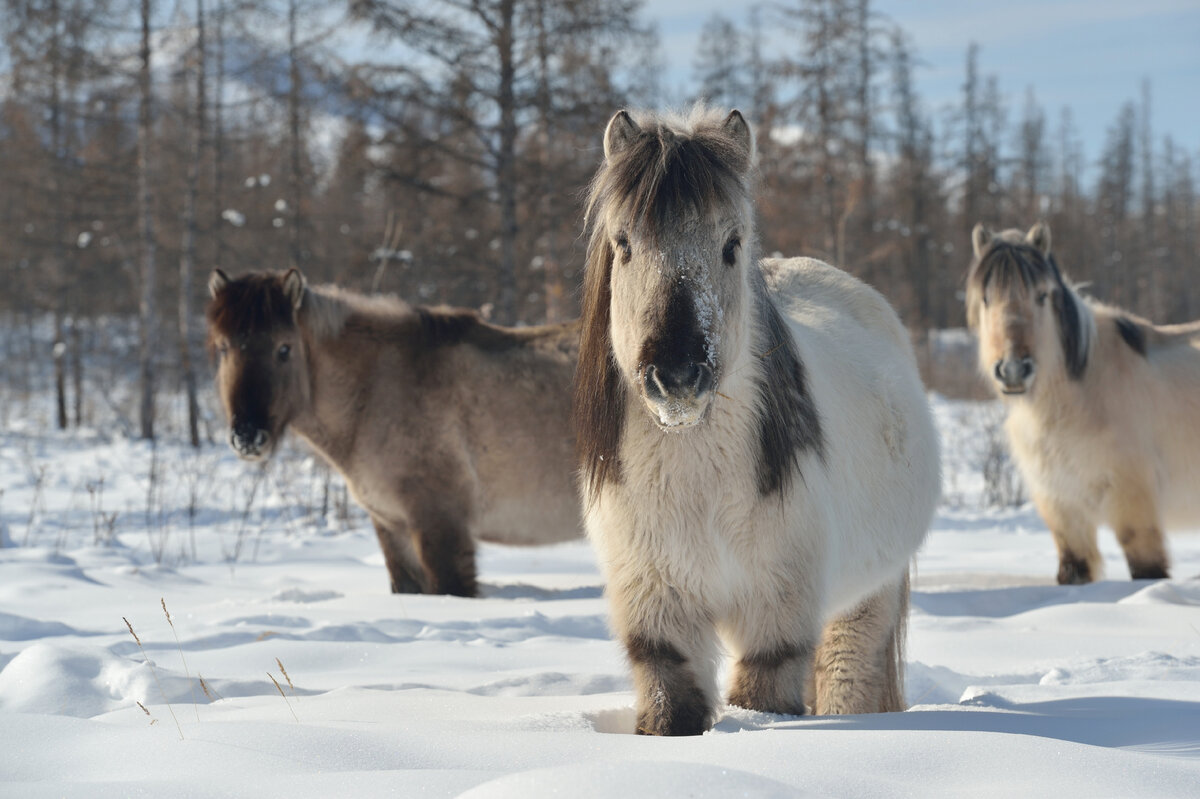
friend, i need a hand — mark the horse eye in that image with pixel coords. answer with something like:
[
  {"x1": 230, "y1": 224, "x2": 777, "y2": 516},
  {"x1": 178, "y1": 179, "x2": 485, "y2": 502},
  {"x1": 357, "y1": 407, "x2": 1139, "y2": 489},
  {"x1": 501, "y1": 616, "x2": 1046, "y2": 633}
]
[
  {"x1": 722, "y1": 236, "x2": 741, "y2": 266},
  {"x1": 615, "y1": 233, "x2": 632, "y2": 263},
  {"x1": 217, "y1": 342, "x2": 229, "y2": 357},
  {"x1": 277, "y1": 343, "x2": 291, "y2": 363},
  {"x1": 1036, "y1": 291, "x2": 1049, "y2": 306}
]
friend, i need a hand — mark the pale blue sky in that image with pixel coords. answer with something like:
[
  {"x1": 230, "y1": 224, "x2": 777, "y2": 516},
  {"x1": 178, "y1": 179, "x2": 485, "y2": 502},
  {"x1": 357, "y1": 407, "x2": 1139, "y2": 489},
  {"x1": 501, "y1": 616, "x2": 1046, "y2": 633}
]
[{"x1": 643, "y1": 0, "x2": 1200, "y2": 164}]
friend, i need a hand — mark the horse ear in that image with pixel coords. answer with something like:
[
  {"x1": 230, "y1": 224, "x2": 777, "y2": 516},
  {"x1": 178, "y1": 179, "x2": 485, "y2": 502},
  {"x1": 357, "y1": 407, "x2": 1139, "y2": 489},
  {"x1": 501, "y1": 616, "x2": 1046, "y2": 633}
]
[
  {"x1": 971, "y1": 223, "x2": 993, "y2": 259},
  {"x1": 603, "y1": 110, "x2": 639, "y2": 160},
  {"x1": 208, "y1": 269, "x2": 229, "y2": 299},
  {"x1": 1026, "y1": 221, "x2": 1052, "y2": 256},
  {"x1": 282, "y1": 268, "x2": 306, "y2": 310},
  {"x1": 723, "y1": 110, "x2": 755, "y2": 163}
]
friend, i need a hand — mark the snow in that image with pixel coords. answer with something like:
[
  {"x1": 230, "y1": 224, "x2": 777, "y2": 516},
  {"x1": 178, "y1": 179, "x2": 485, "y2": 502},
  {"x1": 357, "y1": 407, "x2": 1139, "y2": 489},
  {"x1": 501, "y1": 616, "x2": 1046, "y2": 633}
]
[{"x1": 1, "y1": 396, "x2": 1199, "y2": 797}]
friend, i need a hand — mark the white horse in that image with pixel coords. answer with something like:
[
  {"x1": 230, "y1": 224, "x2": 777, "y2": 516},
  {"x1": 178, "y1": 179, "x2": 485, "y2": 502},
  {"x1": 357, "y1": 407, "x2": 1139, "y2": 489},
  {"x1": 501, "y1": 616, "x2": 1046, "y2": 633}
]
[
  {"x1": 574, "y1": 106, "x2": 940, "y2": 735},
  {"x1": 967, "y1": 222, "x2": 1200, "y2": 583}
]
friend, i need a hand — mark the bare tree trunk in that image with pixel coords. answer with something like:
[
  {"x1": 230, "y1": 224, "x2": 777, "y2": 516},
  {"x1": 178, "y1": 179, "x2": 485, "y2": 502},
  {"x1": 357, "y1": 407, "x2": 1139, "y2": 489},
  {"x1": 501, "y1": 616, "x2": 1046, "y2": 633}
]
[
  {"x1": 534, "y1": 0, "x2": 561, "y2": 324},
  {"x1": 287, "y1": 0, "x2": 303, "y2": 271},
  {"x1": 495, "y1": 0, "x2": 518, "y2": 324},
  {"x1": 212, "y1": 0, "x2": 226, "y2": 273},
  {"x1": 179, "y1": 0, "x2": 206, "y2": 448},
  {"x1": 137, "y1": 0, "x2": 158, "y2": 440},
  {"x1": 48, "y1": 0, "x2": 68, "y2": 430},
  {"x1": 70, "y1": 317, "x2": 83, "y2": 425}
]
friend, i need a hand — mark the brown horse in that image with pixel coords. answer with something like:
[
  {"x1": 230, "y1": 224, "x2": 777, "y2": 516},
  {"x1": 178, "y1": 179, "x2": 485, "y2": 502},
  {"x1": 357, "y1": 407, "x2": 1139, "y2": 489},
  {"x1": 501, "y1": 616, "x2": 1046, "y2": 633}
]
[
  {"x1": 967, "y1": 222, "x2": 1200, "y2": 583},
  {"x1": 206, "y1": 268, "x2": 582, "y2": 596}
]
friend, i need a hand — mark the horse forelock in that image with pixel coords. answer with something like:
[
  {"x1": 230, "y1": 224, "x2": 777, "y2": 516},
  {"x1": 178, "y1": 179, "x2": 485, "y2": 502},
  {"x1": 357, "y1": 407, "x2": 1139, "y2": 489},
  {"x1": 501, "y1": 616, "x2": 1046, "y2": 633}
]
[
  {"x1": 585, "y1": 111, "x2": 752, "y2": 245},
  {"x1": 205, "y1": 273, "x2": 295, "y2": 351}
]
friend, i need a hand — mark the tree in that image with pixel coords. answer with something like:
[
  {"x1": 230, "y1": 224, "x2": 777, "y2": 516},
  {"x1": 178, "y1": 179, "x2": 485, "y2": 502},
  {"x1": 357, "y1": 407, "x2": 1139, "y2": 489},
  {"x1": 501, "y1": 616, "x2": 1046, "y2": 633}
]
[
  {"x1": 137, "y1": 0, "x2": 158, "y2": 440},
  {"x1": 350, "y1": 0, "x2": 652, "y2": 324},
  {"x1": 691, "y1": 14, "x2": 751, "y2": 110}
]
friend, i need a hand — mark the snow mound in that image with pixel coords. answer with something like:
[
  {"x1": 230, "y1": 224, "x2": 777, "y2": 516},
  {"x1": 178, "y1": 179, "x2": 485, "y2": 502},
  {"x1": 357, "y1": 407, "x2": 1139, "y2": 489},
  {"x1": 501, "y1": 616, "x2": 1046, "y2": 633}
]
[
  {"x1": 457, "y1": 761, "x2": 811, "y2": 799},
  {"x1": 0, "y1": 642, "x2": 196, "y2": 718}
]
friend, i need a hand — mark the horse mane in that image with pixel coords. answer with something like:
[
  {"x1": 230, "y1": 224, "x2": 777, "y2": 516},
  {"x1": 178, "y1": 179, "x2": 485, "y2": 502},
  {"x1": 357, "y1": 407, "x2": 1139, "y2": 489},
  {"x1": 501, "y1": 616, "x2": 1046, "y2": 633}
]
[
  {"x1": 967, "y1": 239, "x2": 1092, "y2": 380},
  {"x1": 208, "y1": 272, "x2": 515, "y2": 355},
  {"x1": 574, "y1": 233, "x2": 626, "y2": 496},
  {"x1": 751, "y1": 271, "x2": 825, "y2": 495}
]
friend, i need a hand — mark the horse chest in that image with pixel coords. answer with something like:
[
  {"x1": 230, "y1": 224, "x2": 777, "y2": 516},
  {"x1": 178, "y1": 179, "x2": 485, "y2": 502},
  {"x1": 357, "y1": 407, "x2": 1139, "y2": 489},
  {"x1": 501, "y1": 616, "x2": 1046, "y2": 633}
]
[{"x1": 1008, "y1": 409, "x2": 1107, "y2": 504}]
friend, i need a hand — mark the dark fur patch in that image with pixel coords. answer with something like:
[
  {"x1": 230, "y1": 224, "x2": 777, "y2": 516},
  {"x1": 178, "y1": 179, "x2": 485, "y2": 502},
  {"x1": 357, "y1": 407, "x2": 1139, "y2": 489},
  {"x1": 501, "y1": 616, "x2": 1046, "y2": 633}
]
[
  {"x1": 968, "y1": 243, "x2": 1089, "y2": 380},
  {"x1": 1114, "y1": 315, "x2": 1147, "y2": 357},
  {"x1": 625, "y1": 635, "x2": 688, "y2": 666},
  {"x1": 412, "y1": 306, "x2": 524, "y2": 354},
  {"x1": 574, "y1": 237, "x2": 626, "y2": 495},
  {"x1": 1056, "y1": 553, "x2": 1092, "y2": 585},
  {"x1": 637, "y1": 281, "x2": 709, "y2": 377},
  {"x1": 727, "y1": 642, "x2": 810, "y2": 715},
  {"x1": 1128, "y1": 562, "x2": 1169, "y2": 580},
  {"x1": 752, "y1": 273, "x2": 824, "y2": 496},
  {"x1": 625, "y1": 635, "x2": 710, "y2": 736}
]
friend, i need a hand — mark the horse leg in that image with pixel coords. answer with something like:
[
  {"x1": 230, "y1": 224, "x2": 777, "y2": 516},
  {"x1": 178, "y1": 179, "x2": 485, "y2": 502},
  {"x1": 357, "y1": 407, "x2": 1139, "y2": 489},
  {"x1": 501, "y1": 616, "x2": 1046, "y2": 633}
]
[
  {"x1": 1034, "y1": 491, "x2": 1101, "y2": 585},
  {"x1": 370, "y1": 517, "x2": 428, "y2": 594},
  {"x1": 409, "y1": 507, "x2": 478, "y2": 597},
  {"x1": 610, "y1": 579, "x2": 719, "y2": 735},
  {"x1": 724, "y1": 596, "x2": 820, "y2": 716},
  {"x1": 811, "y1": 575, "x2": 908, "y2": 715},
  {"x1": 1107, "y1": 479, "x2": 1170, "y2": 580}
]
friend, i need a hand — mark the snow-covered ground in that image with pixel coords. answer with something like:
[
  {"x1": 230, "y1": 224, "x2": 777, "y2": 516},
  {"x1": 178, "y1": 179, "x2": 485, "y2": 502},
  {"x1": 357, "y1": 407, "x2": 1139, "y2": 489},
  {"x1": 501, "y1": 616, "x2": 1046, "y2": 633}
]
[{"x1": 1, "y1": 395, "x2": 1199, "y2": 797}]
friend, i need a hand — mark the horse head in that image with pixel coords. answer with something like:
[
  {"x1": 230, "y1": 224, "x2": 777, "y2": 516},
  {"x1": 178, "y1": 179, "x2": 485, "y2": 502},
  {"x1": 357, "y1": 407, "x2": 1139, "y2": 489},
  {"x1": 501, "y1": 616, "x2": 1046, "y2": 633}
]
[
  {"x1": 966, "y1": 221, "x2": 1089, "y2": 396},
  {"x1": 206, "y1": 268, "x2": 311, "y2": 460},
  {"x1": 582, "y1": 107, "x2": 757, "y2": 436}
]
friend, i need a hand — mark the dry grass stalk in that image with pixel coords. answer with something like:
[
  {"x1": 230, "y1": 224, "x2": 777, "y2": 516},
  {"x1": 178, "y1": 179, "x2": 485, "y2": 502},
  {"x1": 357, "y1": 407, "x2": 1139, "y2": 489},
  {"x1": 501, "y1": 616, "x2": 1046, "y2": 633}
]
[
  {"x1": 198, "y1": 674, "x2": 224, "y2": 702},
  {"x1": 275, "y1": 657, "x2": 297, "y2": 700},
  {"x1": 136, "y1": 700, "x2": 158, "y2": 725},
  {"x1": 162, "y1": 598, "x2": 200, "y2": 721},
  {"x1": 268, "y1": 672, "x2": 299, "y2": 722},
  {"x1": 123, "y1": 615, "x2": 183, "y2": 739}
]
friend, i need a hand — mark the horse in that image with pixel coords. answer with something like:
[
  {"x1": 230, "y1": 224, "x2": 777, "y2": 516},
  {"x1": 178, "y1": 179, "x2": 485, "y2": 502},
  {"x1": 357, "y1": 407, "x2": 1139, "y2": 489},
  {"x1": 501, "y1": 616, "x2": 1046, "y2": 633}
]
[
  {"x1": 206, "y1": 269, "x2": 583, "y2": 596},
  {"x1": 574, "y1": 106, "x2": 941, "y2": 735},
  {"x1": 966, "y1": 222, "x2": 1200, "y2": 584}
]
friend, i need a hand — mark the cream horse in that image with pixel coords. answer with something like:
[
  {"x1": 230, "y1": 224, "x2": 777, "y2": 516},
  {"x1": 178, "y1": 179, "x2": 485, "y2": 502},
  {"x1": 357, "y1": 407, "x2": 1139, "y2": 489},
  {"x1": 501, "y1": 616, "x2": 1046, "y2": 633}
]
[
  {"x1": 574, "y1": 106, "x2": 940, "y2": 735},
  {"x1": 967, "y1": 222, "x2": 1200, "y2": 583}
]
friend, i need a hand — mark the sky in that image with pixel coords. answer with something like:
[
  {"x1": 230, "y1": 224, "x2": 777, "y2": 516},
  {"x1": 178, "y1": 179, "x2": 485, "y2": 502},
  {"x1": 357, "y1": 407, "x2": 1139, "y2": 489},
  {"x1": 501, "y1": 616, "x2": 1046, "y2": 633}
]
[{"x1": 642, "y1": 0, "x2": 1200, "y2": 164}]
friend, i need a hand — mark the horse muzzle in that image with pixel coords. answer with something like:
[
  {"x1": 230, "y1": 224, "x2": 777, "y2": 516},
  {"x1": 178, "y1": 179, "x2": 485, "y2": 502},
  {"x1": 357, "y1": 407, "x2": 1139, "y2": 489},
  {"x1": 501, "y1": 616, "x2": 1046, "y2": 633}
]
[
  {"x1": 229, "y1": 418, "x2": 273, "y2": 460},
  {"x1": 993, "y1": 357, "x2": 1035, "y2": 395},
  {"x1": 640, "y1": 361, "x2": 715, "y2": 430}
]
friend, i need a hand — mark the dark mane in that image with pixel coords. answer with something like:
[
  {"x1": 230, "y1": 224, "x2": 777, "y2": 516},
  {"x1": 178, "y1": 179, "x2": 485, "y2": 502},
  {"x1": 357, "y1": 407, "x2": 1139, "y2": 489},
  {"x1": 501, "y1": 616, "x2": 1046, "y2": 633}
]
[
  {"x1": 205, "y1": 272, "x2": 294, "y2": 349},
  {"x1": 411, "y1": 306, "x2": 522, "y2": 353},
  {"x1": 752, "y1": 272, "x2": 825, "y2": 495},
  {"x1": 968, "y1": 240, "x2": 1089, "y2": 380},
  {"x1": 584, "y1": 115, "x2": 753, "y2": 243},
  {"x1": 574, "y1": 234, "x2": 626, "y2": 496},
  {"x1": 1114, "y1": 315, "x2": 1148, "y2": 357}
]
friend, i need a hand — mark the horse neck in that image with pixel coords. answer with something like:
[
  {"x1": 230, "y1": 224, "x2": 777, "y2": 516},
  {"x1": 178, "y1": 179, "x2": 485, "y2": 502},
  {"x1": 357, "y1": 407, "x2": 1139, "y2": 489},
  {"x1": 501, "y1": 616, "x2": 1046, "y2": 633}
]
[{"x1": 287, "y1": 294, "x2": 376, "y2": 466}]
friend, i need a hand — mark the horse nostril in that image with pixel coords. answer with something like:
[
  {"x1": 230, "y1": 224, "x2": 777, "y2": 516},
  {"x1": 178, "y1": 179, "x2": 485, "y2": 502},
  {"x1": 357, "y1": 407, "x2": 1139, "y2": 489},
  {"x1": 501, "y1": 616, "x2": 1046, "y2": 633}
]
[
  {"x1": 644, "y1": 362, "x2": 712, "y2": 399},
  {"x1": 1020, "y1": 357, "x2": 1035, "y2": 380},
  {"x1": 993, "y1": 360, "x2": 1005, "y2": 381},
  {"x1": 643, "y1": 364, "x2": 665, "y2": 400}
]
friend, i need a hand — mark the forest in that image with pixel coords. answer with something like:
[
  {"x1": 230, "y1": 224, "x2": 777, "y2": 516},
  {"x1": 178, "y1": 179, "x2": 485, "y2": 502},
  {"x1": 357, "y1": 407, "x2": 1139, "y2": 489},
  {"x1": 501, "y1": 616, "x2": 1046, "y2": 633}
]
[{"x1": 1, "y1": 0, "x2": 1196, "y2": 441}]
